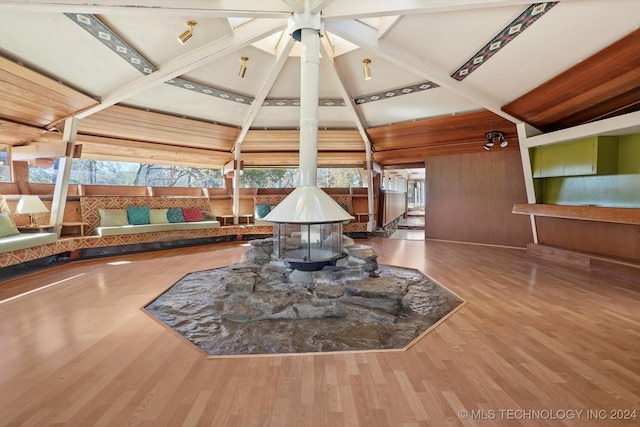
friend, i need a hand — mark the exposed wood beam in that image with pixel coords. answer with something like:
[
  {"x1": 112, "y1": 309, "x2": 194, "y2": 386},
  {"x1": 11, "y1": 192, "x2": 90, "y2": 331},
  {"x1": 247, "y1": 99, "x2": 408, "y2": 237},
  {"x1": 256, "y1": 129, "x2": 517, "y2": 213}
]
[
  {"x1": 0, "y1": 0, "x2": 293, "y2": 17},
  {"x1": 77, "y1": 18, "x2": 287, "y2": 119},
  {"x1": 321, "y1": 0, "x2": 544, "y2": 20},
  {"x1": 325, "y1": 19, "x2": 524, "y2": 125},
  {"x1": 11, "y1": 142, "x2": 70, "y2": 160}
]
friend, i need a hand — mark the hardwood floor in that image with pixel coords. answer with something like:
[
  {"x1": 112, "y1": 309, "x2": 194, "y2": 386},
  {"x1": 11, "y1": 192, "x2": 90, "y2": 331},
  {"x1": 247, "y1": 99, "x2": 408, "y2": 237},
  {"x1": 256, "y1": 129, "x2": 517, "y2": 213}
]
[{"x1": 1, "y1": 239, "x2": 638, "y2": 426}]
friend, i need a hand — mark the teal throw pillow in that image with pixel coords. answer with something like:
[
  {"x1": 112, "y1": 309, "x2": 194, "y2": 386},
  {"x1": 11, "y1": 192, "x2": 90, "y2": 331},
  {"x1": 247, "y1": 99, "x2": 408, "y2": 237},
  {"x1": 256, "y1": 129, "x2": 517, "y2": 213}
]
[
  {"x1": 255, "y1": 204, "x2": 271, "y2": 219},
  {"x1": 127, "y1": 206, "x2": 150, "y2": 225},
  {"x1": 340, "y1": 203, "x2": 349, "y2": 212},
  {"x1": 167, "y1": 208, "x2": 186, "y2": 223}
]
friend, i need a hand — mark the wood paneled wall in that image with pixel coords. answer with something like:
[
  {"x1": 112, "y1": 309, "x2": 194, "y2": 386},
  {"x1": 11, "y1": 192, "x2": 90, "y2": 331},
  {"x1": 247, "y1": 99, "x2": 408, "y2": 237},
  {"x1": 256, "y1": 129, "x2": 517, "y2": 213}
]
[
  {"x1": 536, "y1": 217, "x2": 640, "y2": 263},
  {"x1": 424, "y1": 150, "x2": 533, "y2": 247},
  {"x1": 379, "y1": 191, "x2": 406, "y2": 227}
]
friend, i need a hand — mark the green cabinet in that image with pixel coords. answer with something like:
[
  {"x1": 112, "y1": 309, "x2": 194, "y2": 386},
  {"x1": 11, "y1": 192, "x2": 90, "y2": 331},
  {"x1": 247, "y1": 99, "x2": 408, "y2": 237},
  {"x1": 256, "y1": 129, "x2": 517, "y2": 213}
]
[{"x1": 532, "y1": 136, "x2": 618, "y2": 178}]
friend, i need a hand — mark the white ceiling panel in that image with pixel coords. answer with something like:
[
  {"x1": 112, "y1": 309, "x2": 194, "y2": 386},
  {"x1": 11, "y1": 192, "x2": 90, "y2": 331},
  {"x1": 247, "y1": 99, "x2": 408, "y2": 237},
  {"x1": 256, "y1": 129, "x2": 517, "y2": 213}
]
[
  {"x1": 383, "y1": 6, "x2": 525, "y2": 74},
  {"x1": 0, "y1": 11, "x2": 141, "y2": 96},
  {"x1": 358, "y1": 87, "x2": 481, "y2": 128},
  {"x1": 124, "y1": 83, "x2": 248, "y2": 127},
  {"x1": 463, "y1": 0, "x2": 640, "y2": 102}
]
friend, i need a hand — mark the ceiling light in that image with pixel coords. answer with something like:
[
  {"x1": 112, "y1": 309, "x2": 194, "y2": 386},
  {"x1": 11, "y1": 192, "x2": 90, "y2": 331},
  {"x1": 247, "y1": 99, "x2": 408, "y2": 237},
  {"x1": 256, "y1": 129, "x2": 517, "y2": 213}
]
[
  {"x1": 238, "y1": 57, "x2": 249, "y2": 78},
  {"x1": 483, "y1": 130, "x2": 508, "y2": 150},
  {"x1": 177, "y1": 21, "x2": 197, "y2": 44},
  {"x1": 362, "y1": 58, "x2": 372, "y2": 80}
]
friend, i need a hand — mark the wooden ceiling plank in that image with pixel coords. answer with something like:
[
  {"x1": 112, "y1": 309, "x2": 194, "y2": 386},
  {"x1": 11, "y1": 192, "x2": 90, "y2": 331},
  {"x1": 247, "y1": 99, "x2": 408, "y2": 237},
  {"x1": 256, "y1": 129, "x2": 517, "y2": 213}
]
[
  {"x1": 89, "y1": 106, "x2": 239, "y2": 141},
  {"x1": 0, "y1": 56, "x2": 96, "y2": 109},
  {"x1": 503, "y1": 28, "x2": 640, "y2": 131},
  {"x1": 77, "y1": 119, "x2": 236, "y2": 151}
]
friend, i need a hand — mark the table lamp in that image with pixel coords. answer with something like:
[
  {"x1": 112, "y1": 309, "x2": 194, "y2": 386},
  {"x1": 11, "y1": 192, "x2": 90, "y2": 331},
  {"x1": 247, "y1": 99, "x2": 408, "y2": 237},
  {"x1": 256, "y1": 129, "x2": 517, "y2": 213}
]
[{"x1": 16, "y1": 195, "x2": 49, "y2": 227}]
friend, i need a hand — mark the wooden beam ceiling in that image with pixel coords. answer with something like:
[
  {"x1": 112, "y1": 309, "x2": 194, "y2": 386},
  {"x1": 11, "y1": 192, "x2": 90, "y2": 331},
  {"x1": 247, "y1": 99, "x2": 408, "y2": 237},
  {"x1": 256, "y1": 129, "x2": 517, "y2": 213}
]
[
  {"x1": 78, "y1": 105, "x2": 239, "y2": 151},
  {"x1": 367, "y1": 110, "x2": 518, "y2": 166},
  {"x1": 0, "y1": 56, "x2": 98, "y2": 128},
  {"x1": 503, "y1": 28, "x2": 640, "y2": 133}
]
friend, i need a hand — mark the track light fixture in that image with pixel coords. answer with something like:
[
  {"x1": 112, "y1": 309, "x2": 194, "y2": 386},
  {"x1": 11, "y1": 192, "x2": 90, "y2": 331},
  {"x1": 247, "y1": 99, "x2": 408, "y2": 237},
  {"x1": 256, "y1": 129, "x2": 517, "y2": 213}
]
[
  {"x1": 238, "y1": 57, "x2": 249, "y2": 78},
  {"x1": 362, "y1": 58, "x2": 372, "y2": 80},
  {"x1": 483, "y1": 130, "x2": 508, "y2": 150},
  {"x1": 177, "y1": 21, "x2": 197, "y2": 44}
]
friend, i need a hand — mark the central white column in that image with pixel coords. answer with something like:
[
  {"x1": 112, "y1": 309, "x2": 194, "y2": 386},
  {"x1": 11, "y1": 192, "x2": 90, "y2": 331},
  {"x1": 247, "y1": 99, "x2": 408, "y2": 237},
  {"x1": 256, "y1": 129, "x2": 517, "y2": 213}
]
[{"x1": 298, "y1": 27, "x2": 320, "y2": 187}]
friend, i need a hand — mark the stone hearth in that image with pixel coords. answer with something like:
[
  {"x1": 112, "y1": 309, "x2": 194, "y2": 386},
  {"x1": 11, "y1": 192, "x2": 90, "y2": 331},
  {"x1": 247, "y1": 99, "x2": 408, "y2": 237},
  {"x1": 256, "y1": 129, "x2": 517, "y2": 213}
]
[{"x1": 144, "y1": 238, "x2": 462, "y2": 355}]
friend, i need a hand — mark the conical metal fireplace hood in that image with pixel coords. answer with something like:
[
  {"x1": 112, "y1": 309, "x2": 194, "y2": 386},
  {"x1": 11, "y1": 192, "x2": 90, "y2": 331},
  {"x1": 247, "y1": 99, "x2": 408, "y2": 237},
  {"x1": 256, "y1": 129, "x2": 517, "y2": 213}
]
[{"x1": 265, "y1": 185, "x2": 353, "y2": 223}]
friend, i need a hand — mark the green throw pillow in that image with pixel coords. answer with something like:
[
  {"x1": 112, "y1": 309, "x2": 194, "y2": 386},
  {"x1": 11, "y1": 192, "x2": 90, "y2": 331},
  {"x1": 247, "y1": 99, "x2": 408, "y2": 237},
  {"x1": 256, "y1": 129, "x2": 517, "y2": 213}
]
[
  {"x1": 167, "y1": 208, "x2": 185, "y2": 223},
  {"x1": 0, "y1": 212, "x2": 19, "y2": 237},
  {"x1": 255, "y1": 204, "x2": 271, "y2": 219},
  {"x1": 127, "y1": 206, "x2": 150, "y2": 225},
  {"x1": 149, "y1": 208, "x2": 169, "y2": 224},
  {"x1": 98, "y1": 209, "x2": 129, "y2": 226}
]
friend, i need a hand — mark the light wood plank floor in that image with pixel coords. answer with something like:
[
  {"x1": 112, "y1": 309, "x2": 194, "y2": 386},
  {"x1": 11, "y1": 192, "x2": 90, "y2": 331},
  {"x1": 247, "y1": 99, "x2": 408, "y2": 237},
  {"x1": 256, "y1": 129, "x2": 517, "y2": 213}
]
[{"x1": 1, "y1": 239, "x2": 639, "y2": 426}]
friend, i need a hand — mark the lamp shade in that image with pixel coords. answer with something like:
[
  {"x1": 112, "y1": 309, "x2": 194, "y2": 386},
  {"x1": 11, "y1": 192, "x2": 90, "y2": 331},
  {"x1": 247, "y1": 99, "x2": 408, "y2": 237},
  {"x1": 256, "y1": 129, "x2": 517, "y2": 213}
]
[{"x1": 16, "y1": 195, "x2": 48, "y2": 214}]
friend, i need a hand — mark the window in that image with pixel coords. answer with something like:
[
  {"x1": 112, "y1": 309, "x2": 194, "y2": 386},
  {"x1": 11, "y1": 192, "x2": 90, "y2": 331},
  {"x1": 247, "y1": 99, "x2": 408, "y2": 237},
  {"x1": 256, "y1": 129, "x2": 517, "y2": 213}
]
[
  {"x1": 28, "y1": 159, "x2": 223, "y2": 187},
  {"x1": 0, "y1": 146, "x2": 9, "y2": 182}
]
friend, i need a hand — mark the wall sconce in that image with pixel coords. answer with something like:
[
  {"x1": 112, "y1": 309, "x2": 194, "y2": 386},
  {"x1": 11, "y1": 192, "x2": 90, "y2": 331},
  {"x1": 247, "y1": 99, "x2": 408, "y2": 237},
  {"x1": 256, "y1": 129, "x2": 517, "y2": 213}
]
[
  {"x1": 238, "y1": 57, "x2": 249, "y2": 78},
  {"x1": 177, "y1": 21, "x2": 197, "y2": 44},
  {"x1": 16, "y1": 195, "x2": 49, "y2": 227},
  {"x1": 483, "y1": 130, "x2": 508, "y2": 150},
  {"x1": 362, "y1": 58, "x2": 372, "y2": 80}
]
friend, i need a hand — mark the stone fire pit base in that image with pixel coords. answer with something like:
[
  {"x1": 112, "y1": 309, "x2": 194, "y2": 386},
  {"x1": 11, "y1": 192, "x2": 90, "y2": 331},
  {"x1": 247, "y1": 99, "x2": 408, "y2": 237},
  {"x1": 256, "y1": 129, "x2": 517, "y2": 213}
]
[{"x1": 144, "y1": 240, "x2": 463, "y2": 356}]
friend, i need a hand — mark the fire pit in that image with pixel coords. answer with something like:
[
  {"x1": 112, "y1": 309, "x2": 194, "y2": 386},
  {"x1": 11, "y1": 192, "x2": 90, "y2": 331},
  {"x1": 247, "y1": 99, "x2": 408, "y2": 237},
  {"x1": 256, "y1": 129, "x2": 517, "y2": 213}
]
[{"x1": 265, "y1": 186, "x2": 352, "y2": 271}]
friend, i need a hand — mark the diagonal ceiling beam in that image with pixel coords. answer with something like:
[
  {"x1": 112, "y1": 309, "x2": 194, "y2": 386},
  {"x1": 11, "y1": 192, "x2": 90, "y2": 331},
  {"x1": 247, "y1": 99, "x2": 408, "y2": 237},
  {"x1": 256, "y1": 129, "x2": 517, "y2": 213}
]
[
  {"x1": 319, "y1": 36, "x2": 370, "y2": 146},
  {"x1": 321, "y1": 0, "x2": 556, "y2": 20},
  {"x1": 378, "y1": 16, "x2": 402, "y2": 38},
  {"x1": 77, "y1": 18, "x2": 287, "y2": 119},
  {"x1": 0, "y1": 0, "x2": 293, "y2": 17},
  {"x1": 325, "y1": 19, "x2": 524, "y2": 124},
  {"x1": 280, "y1": 0, "x2": 304, "y2": 13},
  {"x1": 233, "y1": 36, "x2": 297, "y2": 151},
  {"x1": 310, "y1": 0, "x2": 336, "y2": 14}
]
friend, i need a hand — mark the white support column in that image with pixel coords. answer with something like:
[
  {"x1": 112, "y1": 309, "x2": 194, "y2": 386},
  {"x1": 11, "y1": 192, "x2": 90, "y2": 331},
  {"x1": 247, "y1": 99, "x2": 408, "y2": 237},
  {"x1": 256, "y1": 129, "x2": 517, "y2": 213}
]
[
  {"x1": 50, "y1": 117, "x2": 78, "y2": 236},
  {"x1": 298, "y1": 26, "x2": 320, "y2": 187},
  {"x1": 517, "y1": 122, "x2": 540, "y2": 244},
  {"x1": 365, "y1": 148, "x2": 375, "y2": 232},
  {"x1": 232, "y1": 147, "x2": 241, "y2": 225}
]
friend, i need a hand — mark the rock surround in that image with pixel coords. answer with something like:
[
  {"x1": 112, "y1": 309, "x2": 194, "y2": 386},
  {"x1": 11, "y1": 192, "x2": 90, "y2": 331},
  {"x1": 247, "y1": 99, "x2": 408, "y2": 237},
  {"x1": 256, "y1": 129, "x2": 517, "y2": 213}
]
[{"x1": 145, "y1": 238, "x2": 462, "y2": 355}]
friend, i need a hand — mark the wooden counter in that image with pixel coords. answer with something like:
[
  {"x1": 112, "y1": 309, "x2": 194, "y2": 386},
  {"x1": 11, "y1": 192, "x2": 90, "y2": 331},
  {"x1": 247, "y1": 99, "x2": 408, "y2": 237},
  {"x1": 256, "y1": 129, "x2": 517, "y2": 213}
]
[{"x1": 512, "y1": 203, "x2": 640, "y2": 225}]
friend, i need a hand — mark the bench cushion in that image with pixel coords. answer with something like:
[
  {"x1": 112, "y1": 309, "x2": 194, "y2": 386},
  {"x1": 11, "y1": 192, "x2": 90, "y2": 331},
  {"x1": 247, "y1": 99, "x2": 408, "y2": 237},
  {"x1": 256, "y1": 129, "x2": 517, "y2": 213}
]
[
  {"x1": 0, "y1": 233, "x2": 58, "y2": 253},
  {"x1": 96, "y1": 220, "x2": 221, "y2": 237}
]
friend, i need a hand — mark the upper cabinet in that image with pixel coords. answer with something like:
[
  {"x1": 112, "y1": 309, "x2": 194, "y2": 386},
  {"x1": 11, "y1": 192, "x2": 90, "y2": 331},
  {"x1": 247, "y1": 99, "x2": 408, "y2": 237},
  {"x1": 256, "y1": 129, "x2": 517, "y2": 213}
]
[{"x1": 532, "y1": 136, "x2": 619, "y2": 178}]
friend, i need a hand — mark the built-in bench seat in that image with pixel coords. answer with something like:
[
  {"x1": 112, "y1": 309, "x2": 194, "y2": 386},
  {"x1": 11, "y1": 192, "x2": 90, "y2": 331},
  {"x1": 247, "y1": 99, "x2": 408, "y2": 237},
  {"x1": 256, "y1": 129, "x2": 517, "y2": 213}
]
[
  {"x1": 96, "y1": 220, "x2": 220, "y2": 237},
  {"x1": 0, "y1": 196, "x2": 70, "y2": 270},
  {"x1": 0, "y1": 233, "x2": 58, "y2": 253}
]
